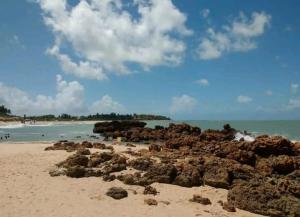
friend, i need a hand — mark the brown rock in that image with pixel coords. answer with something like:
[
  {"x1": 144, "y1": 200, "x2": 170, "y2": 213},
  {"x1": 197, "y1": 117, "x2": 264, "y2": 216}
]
[
  {"x1": 189, "y1": 195, "x2": 211, "y2": 205},
  {"x1": 143, "y1": 186, "x2": 158, "y2": 195},
  {"x1": 106, "y1": 187, "x2": 128, "y2": 200},
  {"x1": 222, "y1": 202, "x2": 236, "y2": 212},
  {"x1": 144, "y1": 198, "x2": 158, "y2": 206}
]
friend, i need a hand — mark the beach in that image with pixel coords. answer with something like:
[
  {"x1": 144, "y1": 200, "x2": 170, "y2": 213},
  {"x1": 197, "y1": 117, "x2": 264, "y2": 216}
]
[{"x1": 0, "y1": 141, "x2": 264, "y2": 217}]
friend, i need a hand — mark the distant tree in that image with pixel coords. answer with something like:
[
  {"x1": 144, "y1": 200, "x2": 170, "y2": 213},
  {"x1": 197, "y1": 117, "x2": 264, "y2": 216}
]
[{"x1": 0, "y1": 105, "x2": 11, "y2": 116}]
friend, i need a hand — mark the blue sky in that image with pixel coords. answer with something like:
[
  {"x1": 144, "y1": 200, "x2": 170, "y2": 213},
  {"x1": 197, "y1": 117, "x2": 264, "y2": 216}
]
[{"x1": 0, "y1": 0, "x2": 299, "y2": 120}]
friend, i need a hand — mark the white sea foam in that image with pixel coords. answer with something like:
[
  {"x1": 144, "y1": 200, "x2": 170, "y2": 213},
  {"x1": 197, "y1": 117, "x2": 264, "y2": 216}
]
[
  {"x1": 235, "y1": 132, "x2": 255, "y2": 142},
  {"x1": 0, "y1": 123, "x2": 54, "y2": 129},
  {"x1": 0, "y1": 124, "x2": 25, "y2": 129}
]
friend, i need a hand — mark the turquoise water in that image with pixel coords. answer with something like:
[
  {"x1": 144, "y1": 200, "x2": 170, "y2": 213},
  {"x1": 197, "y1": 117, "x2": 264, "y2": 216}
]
[{"x1": 0, "y1": 120, "x2": 300, "y2": 142}]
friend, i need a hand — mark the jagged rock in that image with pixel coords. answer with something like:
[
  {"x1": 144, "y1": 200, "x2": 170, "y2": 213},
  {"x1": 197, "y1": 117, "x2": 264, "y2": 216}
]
[
  {"x1": 76, "y1": 148, "x2": 91, "y2": 155},
  {"x1": 106, "y1": 187, "x2": 128, "y2": 200},
  {"x1": 49, "y1": 167, "x2": 66, "y2": 177},
  {"x1": 228, "y1": 179, "x2": 300, "y2": 216},
  {"x1": 81, "y1": 141, "x2": 93, "y2": 148},
  {"x1": 94, "y1": 121, "x2": 147, "y2": 134},
  {"x1": 222, "y1": 202, "x2": 236, "y2": 212},
  {"x1": 143, "y1": 164, "x2": 177, "y2": 184},
  {"x1": 251, "y1": 136, "x2": 297, "y2": 157},
  {"x1": 93, "y1": 142, "x2": 106, "y2": 149},
  {"x1": 189, "y1": 195, "x2": 211, "y2": 205},
  {"x1": 88, "y1": 152, "x2": 113, "y2": 167},
  {"x1": 103, "y1": 174, "x2": 116, "y2": 182},
  {"x1": 203, "y1": 157, "x2": 233, "y2": 189},
  {"x1": 66, "y1": 166, "x2": 86, "y2": 178},
  {"x1": 84, "y1": 168, "x2": 103, "y2": 177},
  {"x1": 144, "y1": 198, "x2": 158, "y2": 206},
  {"x1": 143, "y1": 186, "x2": 158, "y2": 195},
  {"x1": 173, "y1": 163, "x2": 203, "y2": 187},
  {"x1": 149, "y1": 144, "x2": 161, "y2": 152},
  {"x1": 61, "y1": 154, "x2": 89, "y2": 167},
  {"x1": 129, "y1": 157, "x2": 154, "y2": 171}
]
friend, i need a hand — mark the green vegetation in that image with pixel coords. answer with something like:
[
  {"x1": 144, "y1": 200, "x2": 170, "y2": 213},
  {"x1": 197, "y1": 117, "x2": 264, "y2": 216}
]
[
  {"x1": 0, "y1": 105, "x2": 11, "y2": 116},
  {"x1": 1, "y1": 105, "x2": 170, "y2": 121},
  {"x1": 27, "y1": 113, "x2": 170, "y2": 121}
]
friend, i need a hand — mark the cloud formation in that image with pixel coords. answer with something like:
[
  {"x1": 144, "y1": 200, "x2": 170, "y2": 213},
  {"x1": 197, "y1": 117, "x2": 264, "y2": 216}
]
[
  {"x1": 170, "y1": 94, "x2": 197, "y2": 114},
  {"x1": 0, "y1": 75, "x2": 124, "y2": 115},
  {"x1": 197, "y1": 11, "x2": 271, "y2": 60},
  {"x1": 90, "y1": 95, "x2": 125, "y2": 114},
  {"x1": 195, "y1": 79, "x2": 209, "y2": 86},
  {"x1": 37, "y1": 0, "x2": 191, "y2": 80},
  {"x1": 237, "y1": 95, "x2": 253, "y2": 103},
  {"x1": 291, "y1": 83, "x2": 299, "y2": 94}
]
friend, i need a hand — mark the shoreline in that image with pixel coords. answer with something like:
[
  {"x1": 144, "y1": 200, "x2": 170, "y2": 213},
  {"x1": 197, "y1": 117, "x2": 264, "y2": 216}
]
[{"x1": 0, "y1": 141, "x2": 263, "y2": 217}]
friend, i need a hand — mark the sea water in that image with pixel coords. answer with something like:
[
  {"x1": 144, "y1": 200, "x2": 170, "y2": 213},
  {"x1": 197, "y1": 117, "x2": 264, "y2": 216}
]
[{"x1": 0, "y1": 120, "x2": 299, "y2": 142}]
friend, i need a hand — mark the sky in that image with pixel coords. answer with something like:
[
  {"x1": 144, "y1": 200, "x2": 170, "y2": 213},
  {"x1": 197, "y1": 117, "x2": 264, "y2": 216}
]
[{"x1": 0, "y1": 0, "x2": 300, "y2": 120}]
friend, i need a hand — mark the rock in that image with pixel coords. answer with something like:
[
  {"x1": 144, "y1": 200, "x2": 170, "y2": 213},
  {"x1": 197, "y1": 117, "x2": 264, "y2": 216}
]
[
  {"x1": 84, "y1": 168, "x2": 103, "y2": 177},
  {"x1": 160, "y1": 201, "x2": 170, "y2": 205},
  {"x1": 189, "y1": 195, "x2": 211, "y2": 205},
  {"x1": 88, "y1": 152, "x2": 113, "y2": 167},
  {"x1": 81, "y1": 141, "x2": 93, "y2": 148},
  {"x1": 49, "y1": 167, "x2": 66, "y2": 177},
  {"x1": 173, "y1": 163, "x2": 203, "y2": 187},
  {"x1": 251, "y1": 136, "x2": 297, "y2": 157},
  {"x1": 94, "y1": 121, "x2": 147, "y2": 134},
  {"x1": 106, "y1": 187, "x2": 128, "y2": 200},
  {"x1": 203, "y1": 157, "x2": 232, "y2": 189},
  {"x1": 76, "y1": 148, "x2": 91, "y2": 155},
  {"x1": 61, "y1": 154, "x2": 89, "y2": 167},
  {"x1": 129, "y1": 157, "x2": 154, "y2": 171},
  {"x1": 103, "y1": 174, "x2": 116, "y2": 182},
  {"x1": 66, "y1": 166, "x2": 86, "y2": 178},
  {"x1": 149, "y1": 144, "x2": 161, "y2": 152},
  {"x1": 228, "y1": 179, "x2": 300, "y2": 216},
  {"x1": 144, "y1": 198, "x2": 158, "y2": 206},
  {"x1": 143, "y1": 186, "x2": 158, "y2": 195},
  {"x1": 222, "y1": 202, "x2": 236, "y2": 212},
  {"x1": 143, "y1": 164, "x2": 177, "y2": 184},
  {"x1": 93, "y1": 142, "x2": 106, "y2": 149}
]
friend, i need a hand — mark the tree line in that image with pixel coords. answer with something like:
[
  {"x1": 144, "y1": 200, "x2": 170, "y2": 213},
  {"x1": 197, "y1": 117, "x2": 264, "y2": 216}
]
[{"x1": 0, "y1": 105, "x2": 170, "y2": 121}]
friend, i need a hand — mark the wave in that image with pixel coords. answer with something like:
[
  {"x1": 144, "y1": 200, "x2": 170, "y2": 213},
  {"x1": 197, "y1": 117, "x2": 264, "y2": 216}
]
[
  {"x1": 234, "y1": 132, "x2": 255, "y2": 142},
  {"x1": 0, "y1": 124, "x2": 26, "y2": 129},
  {"x1": 0, "y1": 123, "x2": 54, "y2": 129},
  {"x1": 27, "y1": 123, "x2": 53, "y2": 127}
]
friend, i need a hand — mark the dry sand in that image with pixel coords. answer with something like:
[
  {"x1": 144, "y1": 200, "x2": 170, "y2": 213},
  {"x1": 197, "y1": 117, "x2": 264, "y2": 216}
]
[{"x1": 0, "y1": 142, "x2": 265, "y2": 217}]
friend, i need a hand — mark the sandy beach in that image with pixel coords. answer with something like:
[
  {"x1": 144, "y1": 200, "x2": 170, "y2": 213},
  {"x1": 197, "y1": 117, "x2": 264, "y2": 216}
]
[{"x1": 0, "y1": 142, "x2": 264, "y2": 217}]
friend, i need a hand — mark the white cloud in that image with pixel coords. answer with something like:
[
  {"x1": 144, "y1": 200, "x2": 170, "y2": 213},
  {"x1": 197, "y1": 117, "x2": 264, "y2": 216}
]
[
  {"x1": 286, "y1": 97, "x2": 300, "y2": 110},
  {"x1": 36, "y1": 0, "x2": 192, "y2": 80},
  {"x1": 197, "y1": 11, "x2": 271, "y2": 60},
  {"x1": 265, "y1": 90, "x2": 273, "y2": 96},
  {"x1": 0, "y1": 75, "x2": 124, "y2": 115},
  {"x1": 90, "y1": 95, "x2": 125, "y2": 114},
  {"x1": 237, "y1": 95, "x2": 253, "y2": 103},
  {"x1": 170, "y1": 94, "x2": 197, "y2": 114},
  {"x1": 291, "y1": 83, "x2": 299, "y2": 94},
  {"x1": 195, "y1": 79, "x2": 209, "y2": 86},
  {"x1": 200, "y1": 9, "x2": 210, "y2": 18}
]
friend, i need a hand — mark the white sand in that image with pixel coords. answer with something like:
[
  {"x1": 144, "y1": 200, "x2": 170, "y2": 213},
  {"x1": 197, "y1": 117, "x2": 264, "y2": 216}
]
[{"x1": 0, "y1": 142, "x2": 265, "y2": 217}]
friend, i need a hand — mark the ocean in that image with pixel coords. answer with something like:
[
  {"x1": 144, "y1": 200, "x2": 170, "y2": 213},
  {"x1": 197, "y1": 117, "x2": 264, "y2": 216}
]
[{"x1": 0, "y1": 120, "x2": 300, "y2": 142}]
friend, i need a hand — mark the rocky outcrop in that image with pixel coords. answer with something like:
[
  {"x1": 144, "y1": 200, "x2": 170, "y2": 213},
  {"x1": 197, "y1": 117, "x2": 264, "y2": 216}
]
[
  {"x1": 47, "y1": 122, "x2": 300, "y2": 217},
  {"x1": 228, "y1": 178, "x2": 300, "y2": 217},
  {"x1": 106, "y1": 187, "x2": 128, "y2": 200},
  {"x1": 93, "y1": 121, "x2": 147, "y2": 134}
]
